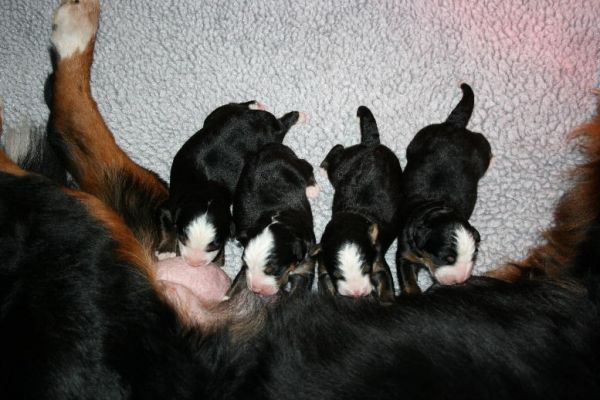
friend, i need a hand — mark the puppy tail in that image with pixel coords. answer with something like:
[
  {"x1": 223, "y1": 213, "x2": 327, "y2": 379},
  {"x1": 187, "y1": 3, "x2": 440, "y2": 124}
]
[
  {"x1": 357, "y1": 106, "x2": 380, "y2": 146},
  {"x1": 0, "y1": 118, "x2": 68, "y2": 186},
  {"x1": 445, "y1": 83, "x2": 474, "y2": 128}
]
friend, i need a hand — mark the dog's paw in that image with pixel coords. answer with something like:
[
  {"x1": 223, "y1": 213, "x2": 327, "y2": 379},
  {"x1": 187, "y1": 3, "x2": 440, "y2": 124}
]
[
  {"x1": 248, "y1": 101, "x2": 266, "y2": 111},
  {"x1": 51, "y1": 0, "x2": 100, "y2": 60},
  {"x1": 319, "y1": 167, "x2": 328, "y2": 178},
  {"x1": 297, "y1": 112, "x2": 308, "y2": 124},
  {"x1": 305, "y1": 184, "x2": 320, "y2": 199}
]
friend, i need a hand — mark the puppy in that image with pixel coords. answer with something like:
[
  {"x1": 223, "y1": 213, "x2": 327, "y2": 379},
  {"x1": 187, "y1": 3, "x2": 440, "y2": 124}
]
[
  {"x1": 397, "y1": 83, "x2": 492, "y2": 295},
  {"x1": 229, "y1": 143, "x2": 319, "y2": 296},
  {"x1": 165, "y1": 103, "x2": 303, "y2": 267},
  {"x1": 318, "y1": 106, "x2": 401, "y2": 302}
]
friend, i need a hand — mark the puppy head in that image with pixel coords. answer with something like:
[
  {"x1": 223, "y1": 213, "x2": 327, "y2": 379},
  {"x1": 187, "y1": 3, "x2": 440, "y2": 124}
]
[
  {"x1": 405, "y1": 208, "x2": 480, "y2": 285},
  {"x1": 162, "y1": 196, "x2": 231, "y2": 267},
  {"x1": 320, "y1": 219, "x2": 380, "y2": 297},
  {"x1": 241, "y1": 219, "x2": 314, "y2": 296}
]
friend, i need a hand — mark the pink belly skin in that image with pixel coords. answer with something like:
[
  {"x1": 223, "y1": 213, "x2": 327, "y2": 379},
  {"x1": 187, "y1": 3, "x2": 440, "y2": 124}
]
[{"x1": 154, "y1": 256, "x2": 231, "y2": 324}]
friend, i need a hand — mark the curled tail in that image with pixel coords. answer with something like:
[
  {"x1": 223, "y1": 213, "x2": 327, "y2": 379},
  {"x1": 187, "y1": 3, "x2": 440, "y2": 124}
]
[
  {"x1": 357, "y1": 106, "x2": 380, "y2": 146},
  {"x1": 446, "y1": 83, "x2": 474, "y2": 128}
]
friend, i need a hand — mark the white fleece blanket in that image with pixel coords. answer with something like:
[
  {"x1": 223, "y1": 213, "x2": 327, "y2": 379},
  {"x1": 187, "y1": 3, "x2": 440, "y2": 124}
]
[{"x1": 1, "y1": 0, "x2": 599, "y2": 288}]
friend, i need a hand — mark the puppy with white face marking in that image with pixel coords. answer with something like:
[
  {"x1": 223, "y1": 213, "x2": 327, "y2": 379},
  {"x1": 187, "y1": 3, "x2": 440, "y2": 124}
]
[
  {"x1": 164, "y1": 102, "x2": 303, "y2": 267},
  {"x1": 318, "y1": 106, "x2": 401, "y2": 302},
  {"x1": 397, "y1": 83, "x2": 492, "y2": 295},
  {"x1": 228, "y1": 143, "x2": 319, "y2": 296}
]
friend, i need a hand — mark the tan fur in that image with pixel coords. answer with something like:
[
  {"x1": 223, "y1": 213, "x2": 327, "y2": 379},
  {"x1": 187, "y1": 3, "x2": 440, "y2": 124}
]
[
  {"x1": 50, "y1": 2, "x2": 170, "y2": 253},
  {"x1": 487, "y1": 95, "x2": 600, "y2": 282}
]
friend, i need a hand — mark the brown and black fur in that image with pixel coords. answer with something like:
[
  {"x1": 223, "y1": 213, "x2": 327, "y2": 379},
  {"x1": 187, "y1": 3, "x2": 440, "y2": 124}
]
[
  {"x1": 45, "y1": 1, "x2": 174, "y2": 255},
  {"x1": 487, "y1": 96, "x2": 600, "y2": 284},
  {"x1": 2, "y1": 1, "x2": 600, "y2": 399}
]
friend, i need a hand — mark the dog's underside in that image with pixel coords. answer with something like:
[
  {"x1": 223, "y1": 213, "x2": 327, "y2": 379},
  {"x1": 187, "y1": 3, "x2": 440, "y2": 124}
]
[{"x1": 1, "y1": 0, "x2": 600, "y2": 399}]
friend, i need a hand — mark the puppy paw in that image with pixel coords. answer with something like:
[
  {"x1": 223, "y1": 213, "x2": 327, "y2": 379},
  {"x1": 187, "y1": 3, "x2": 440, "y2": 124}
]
[
  {"x1": 51, "y1": 0, "x2": 100, "y2": 60},
  {"x1": 248, "y1": 101, "x2": 266, "y2": 111},
  {"x1": 297, "y1": 112, "x2": 308, "y2": 124},
  {"x1": 305, "y1": 184, "x2": 320, "y2": 199},
  {"x1": 488, "y1": 155, "x2": 495, "y2": 169},
  {"x1": 319, "y1": 167, "x2": 328, "y2": 178}
]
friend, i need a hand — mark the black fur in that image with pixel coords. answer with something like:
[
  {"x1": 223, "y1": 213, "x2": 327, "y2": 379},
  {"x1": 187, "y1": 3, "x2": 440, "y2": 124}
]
[
  {"x1": 397, "y1": 84, "x2": 492, "y2": 294},
  {"x1": 319, "y1": 106, "x2": 401, "y2": 301},
  {"x1": 166, "y1": 102, "x2": 300, "y2": 266},
  {"x1": 231, "y1": 143, "x2": 317, "y2": 295},
  {"x1": 1, "y1": 172, "x2": 600, "y2": 399}
]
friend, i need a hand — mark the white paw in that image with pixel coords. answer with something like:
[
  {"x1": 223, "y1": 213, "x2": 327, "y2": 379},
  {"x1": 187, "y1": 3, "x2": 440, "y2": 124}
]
[
  {"x1": 488, "y1": 155, "x2": 495, "y2": 169},
  {"x1": 319, "y1": 167, "x2": 328, "y2": 178},
  {"x1": 249, "y1": 101, "x2": 266, "y2": 111},
  {"x1": 305, "y1": 184, "x2": 320, "y2": 199},
  {"x1": 297, "y1": 112, "x2": 308, "y2": 124},
  {"x1": 155, "y1": 251, "x2": 177, "y2": 261},
  {"x1": 51, "y1": 0, "x2": 100, "y2": 59}
]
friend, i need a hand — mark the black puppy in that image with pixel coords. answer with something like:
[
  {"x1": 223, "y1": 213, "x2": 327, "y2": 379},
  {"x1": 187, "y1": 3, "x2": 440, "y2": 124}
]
[
  {"x1": 397, "y1": 83, "x2": 492, "y2": 295},
  {"x1": 318, "y1": 106, "x2": 401, "y2": 302},
  {"x1": 229, "y1": 143, "x2": 319, "y2": 296},
  {"x1": 165, "y1": 102, "x2": 303, "y2": 267}
]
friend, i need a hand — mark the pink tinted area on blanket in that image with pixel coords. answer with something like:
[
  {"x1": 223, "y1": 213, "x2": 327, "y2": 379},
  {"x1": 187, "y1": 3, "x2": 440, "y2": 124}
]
[{"x1": 154, "y1": 256, "x2": 231, "y2": 323}]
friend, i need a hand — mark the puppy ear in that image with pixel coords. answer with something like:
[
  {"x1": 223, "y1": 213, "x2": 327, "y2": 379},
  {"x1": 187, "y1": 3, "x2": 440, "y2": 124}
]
[{"x1": 368, "y1": 223, "x2": 379, "y2": 246}]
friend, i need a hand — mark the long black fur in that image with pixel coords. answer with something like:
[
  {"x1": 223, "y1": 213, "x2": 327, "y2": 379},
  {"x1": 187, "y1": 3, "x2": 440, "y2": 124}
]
[{"x1": 0, "y1": 171, "x2": 600, "y2": 399}]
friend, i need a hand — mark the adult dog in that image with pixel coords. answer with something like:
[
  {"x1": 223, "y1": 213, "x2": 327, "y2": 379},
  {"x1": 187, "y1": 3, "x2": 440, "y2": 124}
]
[{"x1": 0, "y1": 1, "x2": 599, "y2": 399}]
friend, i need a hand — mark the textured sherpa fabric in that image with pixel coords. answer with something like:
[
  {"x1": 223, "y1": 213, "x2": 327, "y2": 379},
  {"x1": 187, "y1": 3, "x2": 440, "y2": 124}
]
[{"x1": 1, "y1": 0, "x2": 599, "y2": 289}]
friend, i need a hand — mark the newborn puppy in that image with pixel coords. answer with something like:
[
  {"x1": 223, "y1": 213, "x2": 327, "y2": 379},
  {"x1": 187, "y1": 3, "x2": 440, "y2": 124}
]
[
  {"x1": 164, "y1": 101, "x2": 303, "y2": 267},
  {"x1": 228, "y1": 143, "x2": 319, "y2": 296},
  {"x1": 318, "y1": 106, "x2": 401, "y2": 302},
  {"x1": 397, "y1": 83, "x2": 492, "y2": 295}
]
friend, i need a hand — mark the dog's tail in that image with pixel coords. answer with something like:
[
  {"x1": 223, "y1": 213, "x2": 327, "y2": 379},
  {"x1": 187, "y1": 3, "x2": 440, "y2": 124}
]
[
  {"x1": 357, "y1": 106, "x2": 380, "y2": 146},
  {"x1": 487, "y1": 92, "x2": 600, "y2": 297},
  {"x1": 445, "y1": 83, "x2": 474, "y2": 128},
  {"x1": 0, "y1": 107, "x2": 67, "y2": 185}
]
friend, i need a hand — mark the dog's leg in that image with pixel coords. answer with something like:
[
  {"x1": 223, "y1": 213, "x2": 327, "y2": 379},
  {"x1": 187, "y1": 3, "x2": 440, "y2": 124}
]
[
  {"x1": 372, "y1": 259, "x2": 395, "y2": 304},
  {"x1": 225, "y1": 267, "x2": 249, "y2": 300},
  {"x1": 49, "y1": 0, "x2": 173, "y2": 253},
  {"x1": 274, "y1": 111, "x2": 304, "y2": 142},
  {"x1": 398, "y1": 259, "x2": 422, "y2": 296},
  {"x1": 288, "y1": 258, "x2": 316, "y2": 295},
  {"x1": 317, "y1": 261, "x2": 336, "y2": 296}
]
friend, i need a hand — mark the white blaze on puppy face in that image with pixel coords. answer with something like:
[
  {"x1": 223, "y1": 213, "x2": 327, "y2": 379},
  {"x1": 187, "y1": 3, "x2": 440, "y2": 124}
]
[
  {"x1": 434, "y1": 226, "x2": 476, "y2": 285},
  {"x1": 51, "y1": 0, "x2": 100, "y2": 59},
  {"x1": 179, "y1": 213, "x2": 219, "y2": 267},
  {"x1": 243, "y1": 225, "x2": 279, "y2": 295},
  {"x1": 336, "y1": 243, "x2": 373, "y2": 297}
]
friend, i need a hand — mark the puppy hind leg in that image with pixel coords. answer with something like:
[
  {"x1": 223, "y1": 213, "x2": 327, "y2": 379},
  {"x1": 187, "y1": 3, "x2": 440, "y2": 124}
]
[{"x1": 273, "y1": 111, "x2": 306, "y2": 142}]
